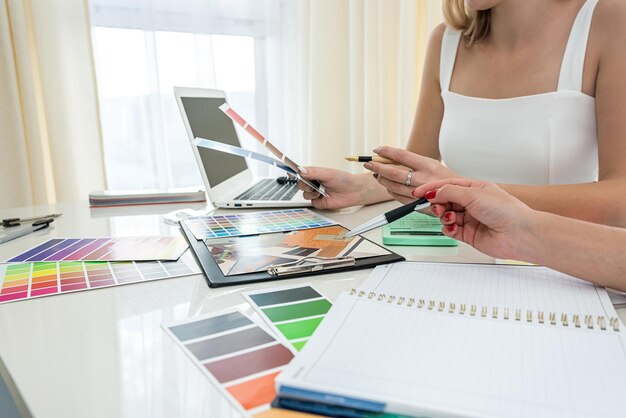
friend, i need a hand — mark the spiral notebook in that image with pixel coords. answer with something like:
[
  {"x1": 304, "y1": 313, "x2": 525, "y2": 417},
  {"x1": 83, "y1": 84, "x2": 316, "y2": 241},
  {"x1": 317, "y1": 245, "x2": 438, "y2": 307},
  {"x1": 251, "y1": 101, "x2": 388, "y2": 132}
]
[{"x1": 277, "y1": 263, "x2": 626, "y2": 418}]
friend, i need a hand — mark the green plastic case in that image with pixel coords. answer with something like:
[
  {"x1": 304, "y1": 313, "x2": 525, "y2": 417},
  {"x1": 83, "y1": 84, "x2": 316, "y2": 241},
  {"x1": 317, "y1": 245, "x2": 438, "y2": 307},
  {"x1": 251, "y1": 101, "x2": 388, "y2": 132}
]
[{"x1": 382, "y1": 212, "x2": 459, "y2": 247}]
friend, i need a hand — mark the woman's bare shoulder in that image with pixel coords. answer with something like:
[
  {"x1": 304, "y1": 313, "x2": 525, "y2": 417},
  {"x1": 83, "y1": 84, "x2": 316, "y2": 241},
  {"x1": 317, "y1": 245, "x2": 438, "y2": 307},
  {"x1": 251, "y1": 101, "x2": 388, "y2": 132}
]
[
  {"x1": 592, "y1": 0, "x2": 626, "y2": 51},
  {"x1": 423, "y1": 23, "x2": 448, "y2": 85}
]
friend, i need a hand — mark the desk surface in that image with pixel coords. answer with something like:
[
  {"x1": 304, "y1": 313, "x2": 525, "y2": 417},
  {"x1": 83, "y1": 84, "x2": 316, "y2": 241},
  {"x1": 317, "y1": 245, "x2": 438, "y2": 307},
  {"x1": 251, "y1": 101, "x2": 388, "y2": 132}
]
[{"x1": 0, "y1": 200, "x2": 624, "y2": 418}]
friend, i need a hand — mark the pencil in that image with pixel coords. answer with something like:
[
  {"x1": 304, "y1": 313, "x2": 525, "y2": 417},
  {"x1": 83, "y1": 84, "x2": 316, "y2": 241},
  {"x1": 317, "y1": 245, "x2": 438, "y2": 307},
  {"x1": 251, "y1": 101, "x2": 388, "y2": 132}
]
[{"x1": 345, "y1": 156, "x2": 395, "y2": 164}]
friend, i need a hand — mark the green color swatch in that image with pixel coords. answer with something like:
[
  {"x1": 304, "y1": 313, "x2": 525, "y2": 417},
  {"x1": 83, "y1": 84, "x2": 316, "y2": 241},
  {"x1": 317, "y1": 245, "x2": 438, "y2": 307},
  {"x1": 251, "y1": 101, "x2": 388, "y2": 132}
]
[
  {"x1": 291, "y1": 340, "x2": 308, "y2": 351},
  {"x1": 276, "y1": 317, "x2": 324, "y2": 340},
  {"x1": 262, "y1": 299, "x2": 331, "y2": 322}
]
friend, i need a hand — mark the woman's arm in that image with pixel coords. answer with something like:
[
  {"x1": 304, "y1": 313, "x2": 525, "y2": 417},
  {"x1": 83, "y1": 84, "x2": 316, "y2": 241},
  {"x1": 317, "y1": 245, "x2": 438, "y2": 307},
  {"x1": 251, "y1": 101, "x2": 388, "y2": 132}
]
[
  {"x1": 414, "y1": 178, "x2": 626, "y2": 292},
  {"x1": 521, "y1": 209, "x2": 626, "y2": 291}
]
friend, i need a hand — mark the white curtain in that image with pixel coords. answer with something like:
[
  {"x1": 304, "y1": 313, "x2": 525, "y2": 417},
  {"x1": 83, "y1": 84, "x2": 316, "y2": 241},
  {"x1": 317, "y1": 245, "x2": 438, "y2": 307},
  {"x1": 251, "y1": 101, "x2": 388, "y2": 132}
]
[
  {"x1": 0, "y1": 0, "x2": 106, "y2": 209},
  {"x1": 266, "y1": 0, "x2": 443, "y2": 174},
  {"x1": 0, "y1": 0, "x2": 442, "y2": 208},
  {"x1": 88, "y1": 0, "x2": 270, "y2": 190}
]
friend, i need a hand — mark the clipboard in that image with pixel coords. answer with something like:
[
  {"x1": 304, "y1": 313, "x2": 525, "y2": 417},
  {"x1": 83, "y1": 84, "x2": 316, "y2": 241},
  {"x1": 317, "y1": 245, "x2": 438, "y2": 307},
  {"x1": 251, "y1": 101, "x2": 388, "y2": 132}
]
[{"x1": 179, "y1": 220, "x2": 404, "y2": 288}]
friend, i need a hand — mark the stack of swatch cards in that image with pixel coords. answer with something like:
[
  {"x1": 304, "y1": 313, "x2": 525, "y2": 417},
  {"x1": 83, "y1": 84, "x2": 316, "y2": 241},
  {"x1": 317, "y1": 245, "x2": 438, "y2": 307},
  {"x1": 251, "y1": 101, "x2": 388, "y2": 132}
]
[
  {"x1": 0, "y1": 236, "x2": 200, "y2": 304},
  {"x1": 163, "y1": 283, "x2": 333, "y2": 417}
]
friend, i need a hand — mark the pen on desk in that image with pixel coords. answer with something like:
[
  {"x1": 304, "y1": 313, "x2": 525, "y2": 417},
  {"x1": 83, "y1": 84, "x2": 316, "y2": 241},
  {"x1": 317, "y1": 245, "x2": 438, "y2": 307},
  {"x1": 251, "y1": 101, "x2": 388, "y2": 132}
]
[
  {"x1": 0, "y1": 219, "x2": 54, "y2": 245},
  {"x1": 343, "y1": 197, "x2": 431, "y2": 238},
  {"x1": 2, "y1": 213, "x2": 62, "y2": 227},
  {"x1": 345, "y1": 156, "x2": 395, "y2": 164}
]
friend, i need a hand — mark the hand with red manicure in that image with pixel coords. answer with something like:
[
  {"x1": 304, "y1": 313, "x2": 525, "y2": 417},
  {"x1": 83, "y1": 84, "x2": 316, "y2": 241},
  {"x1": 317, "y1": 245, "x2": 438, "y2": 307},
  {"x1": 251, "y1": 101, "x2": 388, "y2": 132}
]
[{"x1": 413, "y1": 178, "x2": 536, "y2": 260}]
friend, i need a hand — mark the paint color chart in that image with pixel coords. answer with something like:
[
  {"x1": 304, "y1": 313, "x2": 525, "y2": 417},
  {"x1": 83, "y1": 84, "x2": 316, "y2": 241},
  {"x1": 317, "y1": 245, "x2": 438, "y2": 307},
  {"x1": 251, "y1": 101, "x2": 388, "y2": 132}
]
[
  {"x1": 6, "y1": 236, "x2": 189, "y2": 262},
  {"x1": 0, "y1": 251, "x2": 200, "y2": 304},
  {"x1": 244, "y1": 285, "x2": 332, "y2": 352},
  {"x1": 184, "y1": 209, "x2": 336, "y2": 240},
  {"x1": 164, "y1": 310, "x2": 295, "y2": 415}
]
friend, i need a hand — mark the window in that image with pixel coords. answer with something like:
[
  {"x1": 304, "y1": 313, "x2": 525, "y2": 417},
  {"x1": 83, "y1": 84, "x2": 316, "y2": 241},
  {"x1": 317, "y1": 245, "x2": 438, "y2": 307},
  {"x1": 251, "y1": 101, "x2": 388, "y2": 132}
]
[{"x1": 89, "y1": 0, "x2": 270, "y2": 190}]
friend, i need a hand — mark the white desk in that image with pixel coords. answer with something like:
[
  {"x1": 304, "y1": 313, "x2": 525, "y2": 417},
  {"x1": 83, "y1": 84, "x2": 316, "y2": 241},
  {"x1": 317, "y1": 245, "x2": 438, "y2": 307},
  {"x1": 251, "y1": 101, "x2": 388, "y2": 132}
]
[{"x1": 0, "y1": 200, "x2": 624, "y2": 418}]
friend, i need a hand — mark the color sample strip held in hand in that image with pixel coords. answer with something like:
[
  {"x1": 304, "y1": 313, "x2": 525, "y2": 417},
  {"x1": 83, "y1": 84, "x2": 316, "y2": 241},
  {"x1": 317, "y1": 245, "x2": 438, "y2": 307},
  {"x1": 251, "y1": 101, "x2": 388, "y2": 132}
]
[
  {"x1": 184, "y1": 209, "x2": 336, "y2": 241},
  {"x1": 244, "y1": 284, "x2": 332, "y2": 352},
  {"x1": 164, "y1": 309, "x2": 295, "y2": 415},
  {"x1": 6, "y1": 236, "x2": 189, "y2": 262},
  {"x1": 0, "y1": 251, "x2": 199, "y2": 305}
]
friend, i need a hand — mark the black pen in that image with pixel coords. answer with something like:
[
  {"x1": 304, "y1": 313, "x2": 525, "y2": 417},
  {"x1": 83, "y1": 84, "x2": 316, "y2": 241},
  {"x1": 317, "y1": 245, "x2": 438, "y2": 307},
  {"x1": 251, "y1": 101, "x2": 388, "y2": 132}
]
[
  {"x1": 344, "y1": 156, "x2": 395, "y2": 164},
  {"x1": 344, "y1": 197, "x2": 431, "y2": 238},
  {"x1": 0, "y1": 219, "x2": 54, "y2": 245}
]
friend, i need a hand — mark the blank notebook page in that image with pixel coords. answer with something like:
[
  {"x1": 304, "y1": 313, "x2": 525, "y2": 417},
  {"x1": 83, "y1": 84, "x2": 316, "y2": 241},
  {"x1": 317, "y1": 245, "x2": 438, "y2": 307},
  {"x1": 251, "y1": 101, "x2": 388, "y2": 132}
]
[
  {"x1": 358, "y1": 262, "x2": 615, "y2": 318},
  {"x1": 281, "y1": 293, "x2": 626, "y2": 418}
]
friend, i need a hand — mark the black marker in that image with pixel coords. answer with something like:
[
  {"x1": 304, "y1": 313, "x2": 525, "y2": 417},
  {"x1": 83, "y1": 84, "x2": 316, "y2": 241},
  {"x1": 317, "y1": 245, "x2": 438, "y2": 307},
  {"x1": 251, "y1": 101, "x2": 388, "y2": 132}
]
[{"x1": 344, "y1": 197, "x2": 430, "y2": 238}]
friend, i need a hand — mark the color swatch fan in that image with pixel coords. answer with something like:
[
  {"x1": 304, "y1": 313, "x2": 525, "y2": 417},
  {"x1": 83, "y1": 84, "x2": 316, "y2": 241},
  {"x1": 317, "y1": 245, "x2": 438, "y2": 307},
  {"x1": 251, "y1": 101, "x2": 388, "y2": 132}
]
[
  {"x1": 184, "y1": 209, "x2": 335, "y2": 240},
  {"x1": 7, "y1": 236, "x2": 188, "y2": 262},
  {"x1": 0, "y1": 251, "x2": 200, "y2": 304}
]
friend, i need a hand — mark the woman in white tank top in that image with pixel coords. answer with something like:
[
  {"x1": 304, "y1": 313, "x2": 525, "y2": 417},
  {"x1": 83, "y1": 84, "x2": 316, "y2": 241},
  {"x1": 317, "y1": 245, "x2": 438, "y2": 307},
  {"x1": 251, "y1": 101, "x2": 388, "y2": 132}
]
[{"x1": 301, "y1": 0, "x2": 626, "y2": 226}]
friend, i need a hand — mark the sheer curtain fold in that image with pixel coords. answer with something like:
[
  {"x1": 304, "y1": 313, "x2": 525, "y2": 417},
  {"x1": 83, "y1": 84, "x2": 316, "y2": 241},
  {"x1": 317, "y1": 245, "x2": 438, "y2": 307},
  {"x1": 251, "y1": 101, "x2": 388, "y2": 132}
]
[
  {"x1": 268, "y1": 0, "x2": 442, "y2": 173},
  {"x1": 0, "y1": 0, "x2": 105, "y2": 209}
]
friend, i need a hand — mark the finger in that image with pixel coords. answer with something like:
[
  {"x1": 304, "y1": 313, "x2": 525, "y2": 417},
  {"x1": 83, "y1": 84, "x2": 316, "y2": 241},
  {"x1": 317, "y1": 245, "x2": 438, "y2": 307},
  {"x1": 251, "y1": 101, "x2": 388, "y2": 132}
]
[
  {"x1": 376, "y1": 175, "x2": 415, "y2": 199},
  {"x1": 441, "y1": 211, "x2": 457, "y2": 226},
  {"x1": 365, "y1": 162, "x2": 413, "y2": 185},
  {"x1": 310, "y1": 197, "x2": 329, "y2": 210},
  {"x1": 430, "y1": 204, "x2": 450, "y2": 218},
  {"x1": 299, "y1": 166, "x2": 334, "y2": 182},
  {"x1": 412, "y1": 178, "x2": 487, "y2": 200},
  {"x1": 298, "y1": 180, "x2": 314, "y2": 192},
  {"x1": 374, "y1": 146, "x2": 431, "y2": 169},
  {"x1": 419, "y1": 184, "x2": 483, "y2": 211},
  {"x1": 303, "y1": 190, "x2": 321, "y2": 200},
  {"x1": 441, "y1": 223, "x2": 463, "y2": 240}
]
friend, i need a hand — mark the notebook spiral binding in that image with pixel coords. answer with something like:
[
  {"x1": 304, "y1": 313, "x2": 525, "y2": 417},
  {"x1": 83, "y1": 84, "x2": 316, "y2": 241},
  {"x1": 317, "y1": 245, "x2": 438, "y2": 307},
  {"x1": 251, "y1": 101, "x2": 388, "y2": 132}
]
[{"x1": 350, "y1": 288, "x2": 621, "y2": 332}]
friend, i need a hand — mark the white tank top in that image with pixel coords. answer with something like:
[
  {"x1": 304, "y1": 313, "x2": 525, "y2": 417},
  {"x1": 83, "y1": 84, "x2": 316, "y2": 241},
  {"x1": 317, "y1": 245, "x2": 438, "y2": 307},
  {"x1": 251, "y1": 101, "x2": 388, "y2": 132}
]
[{"x1": 438, "y1": 0, "x2": 598, "y2": 185}]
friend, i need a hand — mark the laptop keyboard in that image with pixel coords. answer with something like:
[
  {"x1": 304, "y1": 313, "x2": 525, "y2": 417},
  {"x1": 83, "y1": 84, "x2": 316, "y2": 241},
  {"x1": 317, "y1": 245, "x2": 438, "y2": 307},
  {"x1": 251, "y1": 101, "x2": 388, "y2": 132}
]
[{"x1": 235, "y1": 179, "x2": 299, "y2": 201}]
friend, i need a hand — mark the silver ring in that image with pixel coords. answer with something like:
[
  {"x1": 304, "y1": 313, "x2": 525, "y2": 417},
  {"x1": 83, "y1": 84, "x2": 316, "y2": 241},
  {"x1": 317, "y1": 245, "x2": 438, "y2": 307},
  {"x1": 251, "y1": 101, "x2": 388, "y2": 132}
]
[{"x1": 405, "y1": 170, "x2": 413, "y2": 186}]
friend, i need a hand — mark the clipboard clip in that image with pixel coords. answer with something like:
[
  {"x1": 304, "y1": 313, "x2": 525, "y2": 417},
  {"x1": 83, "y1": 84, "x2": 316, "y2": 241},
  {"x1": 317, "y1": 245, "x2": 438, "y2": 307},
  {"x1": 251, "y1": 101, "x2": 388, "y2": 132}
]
[{"x1": 268, "y1": 256, "x2": 356, "y2": 277}]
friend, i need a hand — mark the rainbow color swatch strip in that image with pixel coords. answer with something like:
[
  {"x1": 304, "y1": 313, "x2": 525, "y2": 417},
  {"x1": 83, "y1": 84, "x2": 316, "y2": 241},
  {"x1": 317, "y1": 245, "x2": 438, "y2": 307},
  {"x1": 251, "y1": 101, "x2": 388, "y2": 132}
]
[
  {"x1": 6, "y1": 236, "x2": 189, "y2": 262},
  {"x1": 0, "y1": 251, "x2": 200, "y2": 304},
  {"x1": 184, "y1": 209, "x2": 336, "y2": 240},
  {"x1": 244, "y1": 284, "x2": 332, "y2": 352},
  {"x1": 164, "y1": 309, "x2": 295, "y2": 415}
]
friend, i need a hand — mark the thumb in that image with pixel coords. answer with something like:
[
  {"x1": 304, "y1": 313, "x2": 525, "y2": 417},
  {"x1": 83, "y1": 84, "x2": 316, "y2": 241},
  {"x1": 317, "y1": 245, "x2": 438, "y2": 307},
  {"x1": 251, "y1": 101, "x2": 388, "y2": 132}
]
[
  {"x1": 428, "y1": 184, "x2": 483, "y2": 210},
  {"x1": 300, "y1": 166, "x2": 335, "y2": 182}
]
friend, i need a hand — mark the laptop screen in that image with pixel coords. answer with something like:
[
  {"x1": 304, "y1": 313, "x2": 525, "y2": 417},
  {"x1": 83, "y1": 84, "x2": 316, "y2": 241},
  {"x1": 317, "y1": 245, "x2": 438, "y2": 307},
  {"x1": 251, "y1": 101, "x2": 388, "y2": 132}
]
[{"x1": 180, "y1": 96, "x2": 248, "y2": 187}]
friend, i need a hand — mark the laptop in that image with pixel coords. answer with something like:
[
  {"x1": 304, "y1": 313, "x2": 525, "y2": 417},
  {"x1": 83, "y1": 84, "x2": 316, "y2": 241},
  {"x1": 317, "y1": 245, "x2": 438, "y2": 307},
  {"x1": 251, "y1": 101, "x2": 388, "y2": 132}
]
[{"x1": 174, "y1": 87, "x2": 311, "y2": 208}]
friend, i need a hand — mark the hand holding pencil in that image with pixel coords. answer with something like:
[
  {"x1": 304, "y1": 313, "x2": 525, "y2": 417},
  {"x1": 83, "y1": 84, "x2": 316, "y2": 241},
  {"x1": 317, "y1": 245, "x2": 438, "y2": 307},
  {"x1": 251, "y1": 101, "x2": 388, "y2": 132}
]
[{"x1": 360, "y1": 146, "x2": 458, "y2": 204}]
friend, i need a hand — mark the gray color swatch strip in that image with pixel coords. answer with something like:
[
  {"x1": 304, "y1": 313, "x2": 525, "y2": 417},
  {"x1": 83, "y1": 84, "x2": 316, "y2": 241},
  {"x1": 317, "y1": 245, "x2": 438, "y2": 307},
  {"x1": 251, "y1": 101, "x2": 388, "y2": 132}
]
[
  {"x1": 169, "y1": 311, "x2": 252, "y2": 342},
  {"x1": 185, "y1": 326, "x2": 275, "y2": 361},
  {"x1": 249, "y1": 286, "x2": 321, "y2": 307}
]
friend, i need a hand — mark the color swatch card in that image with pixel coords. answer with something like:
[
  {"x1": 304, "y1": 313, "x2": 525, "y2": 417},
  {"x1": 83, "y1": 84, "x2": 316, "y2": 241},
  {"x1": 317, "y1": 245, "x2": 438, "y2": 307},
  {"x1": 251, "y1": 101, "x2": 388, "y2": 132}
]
[
  {"x1": 243, "y1": 284, "x2": 332, "y2": 352},
  {"x1": 184, "y1": 209, "x2": 336, "y2": 240},
  {"x1": 0, "y1": 250, "x2": 200, "y2": 304},
  {"x1": 164, "y1": 309, "x2": 295, "y2": 416},
  {"x1": 6, "y1": 236, "x2": 189, "y2": 262}
]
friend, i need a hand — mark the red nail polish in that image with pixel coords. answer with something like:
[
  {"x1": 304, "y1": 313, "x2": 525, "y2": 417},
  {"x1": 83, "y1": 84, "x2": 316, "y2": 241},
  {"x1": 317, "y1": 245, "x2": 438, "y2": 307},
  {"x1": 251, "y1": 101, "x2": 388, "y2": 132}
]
[
  {"x1": 425, "y1": 190, "x2": 437, "y2": 200},
  {"x1": 431, "y1": 206, "x2": 438, "y2": 216},
  {"x1": 444, "y1": 213, "x2": 452, "y2": 222},
  {"x1": 446, "y1": 224, "x2": 456, "y2": 233}
]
